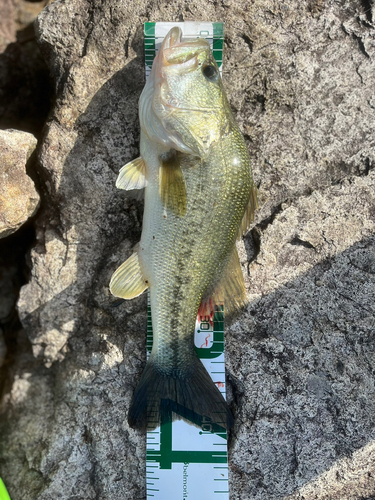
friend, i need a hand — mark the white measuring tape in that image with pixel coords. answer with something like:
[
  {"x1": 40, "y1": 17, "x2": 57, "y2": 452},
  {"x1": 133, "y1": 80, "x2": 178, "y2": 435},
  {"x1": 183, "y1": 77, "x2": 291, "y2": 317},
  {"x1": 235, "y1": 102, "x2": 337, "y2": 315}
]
[{"x1": 143, "y1": 22, "x2": 229, "y2": 500}]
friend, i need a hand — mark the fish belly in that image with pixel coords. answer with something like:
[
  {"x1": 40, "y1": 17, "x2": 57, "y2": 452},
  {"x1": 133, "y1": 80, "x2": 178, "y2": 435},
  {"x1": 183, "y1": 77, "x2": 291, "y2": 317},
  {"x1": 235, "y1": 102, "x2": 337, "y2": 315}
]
[{"x1": 128, "y1": 130, "x2": 251, "y2": 430}]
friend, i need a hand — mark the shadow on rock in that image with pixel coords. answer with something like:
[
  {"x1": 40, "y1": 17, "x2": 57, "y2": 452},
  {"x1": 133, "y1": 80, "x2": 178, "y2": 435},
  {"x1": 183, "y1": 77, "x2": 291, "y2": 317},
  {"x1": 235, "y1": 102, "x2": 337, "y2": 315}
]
[
  {"x1": 2, "y1": 22, "x2": 375, "y2": 500},
  {"x1": 0, "y1": 23, "x2": 52, "y2": 138}
]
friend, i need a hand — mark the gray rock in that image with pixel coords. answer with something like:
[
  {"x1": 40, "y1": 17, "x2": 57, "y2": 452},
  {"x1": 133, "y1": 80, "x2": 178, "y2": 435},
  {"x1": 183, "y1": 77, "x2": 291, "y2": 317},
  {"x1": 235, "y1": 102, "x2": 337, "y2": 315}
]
[
  {"x1": 1, "y1": 0, "x2": 375, "y2": 499},
  {"x1": 13, "y1": 0, "x2": 50, "y2": 31},
  {"x1": 230, "y1": 172, "x2": 375, "y2": 499},
  {"x1": 0, "y1": 129, "x2": 39, "y2": 238},
  {"x1": 0, "y1": 0, "x2": 51, "y2": 137},
  {"x1": 0, "y1": 328, "x2": 6, "y2": 368},
  {"x1": 0, "y1": 259, "x2": 19, "y2": 322},
  {"x1": 0, "y1": 0, "x2": 16, "y2": 52}
]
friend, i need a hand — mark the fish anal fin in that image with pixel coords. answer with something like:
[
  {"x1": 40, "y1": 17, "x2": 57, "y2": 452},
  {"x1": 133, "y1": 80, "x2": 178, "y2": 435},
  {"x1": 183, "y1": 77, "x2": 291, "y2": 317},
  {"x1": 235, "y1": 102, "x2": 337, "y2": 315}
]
[
  {"x1": 109, "y1": 251, "x2": 148, "y2": 299},
  {"x1": 159, "y1": 149, "x2": 187, "y2": 217},
  {"x1": 201, "y1": 246, "x2": 247, "y2": 316},
  {"x1": 116, "y1": 157, "x2": 147, "y2": 190},
  {"x1": 237, "y1": 185, "x2": 259, "y2": 239}
]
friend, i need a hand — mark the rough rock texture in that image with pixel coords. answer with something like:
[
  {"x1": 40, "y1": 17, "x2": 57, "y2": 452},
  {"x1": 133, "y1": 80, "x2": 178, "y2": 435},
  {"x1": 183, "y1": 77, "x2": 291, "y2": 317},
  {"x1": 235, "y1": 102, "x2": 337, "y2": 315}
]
[
  {"x1": 231, "y1": 172, "x2": 375, "y2": 499},
  {"x1": 0, "y1": 0, "x2": 48, "y2": 50},
  {"x1": 0, "y1": 223, "x2": 35, "y2": 377},
  {"x1": 0, "y1": 0, "x2": 375, "y2": 499},
  {"x1": 0, "y1": 329, "x2": 6, "y2": 369},
  {"x1": 0, "y1": 129, "x2": 39, "y2": 238},
  {"x1": 0, "y1": 0, "x2": 51, "y2": 137},
  {"x1": 0, "y1": 0, "x2": 16, "y2": 52},
  {"x1": 0, "y1": 0, "x2": 51, "y2": 400}
]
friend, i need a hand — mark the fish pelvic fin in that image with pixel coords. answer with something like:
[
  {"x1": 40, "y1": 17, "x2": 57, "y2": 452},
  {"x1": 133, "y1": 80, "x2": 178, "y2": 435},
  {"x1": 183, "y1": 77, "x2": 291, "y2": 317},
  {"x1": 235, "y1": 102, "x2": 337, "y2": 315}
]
[
  {"x1": 109, "y1": 251, "x2": 148, "y2": 299},
  {"x1": 237, "y1": 184, "x2": 258, "y2": 239},
  {"x1": 128, "y1": 358, "x2": 234, "y2": 431},
  {"x1": 159, "y1": 149, "x2": 187, "y2": 217},
  {"x1": 200, "y1": 246, "x2": 247, "y2": 317},
  {"x1": 116, "y1": 157, "x2": 147, "y2": 190}
]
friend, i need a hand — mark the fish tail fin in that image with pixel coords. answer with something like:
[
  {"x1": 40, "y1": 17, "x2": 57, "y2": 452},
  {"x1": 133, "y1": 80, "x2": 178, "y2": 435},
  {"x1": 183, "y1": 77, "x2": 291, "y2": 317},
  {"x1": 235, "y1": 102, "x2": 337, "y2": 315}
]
[{"x1": 128, "y1": 358, "x2": 234, "y2": 431}]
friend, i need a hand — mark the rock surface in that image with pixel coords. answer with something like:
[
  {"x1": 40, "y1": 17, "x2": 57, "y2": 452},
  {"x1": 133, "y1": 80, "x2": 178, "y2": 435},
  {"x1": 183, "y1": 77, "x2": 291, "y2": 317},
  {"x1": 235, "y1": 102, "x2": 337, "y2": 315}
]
[
  {"x1": 0, "y1": 0, "x2": 16, "y2": 52},
  {"x1": 0, "y1": 130, "x2": 39, "y2": 238},
  {"x1": 0, "y1": 329, "x2": 6, "y2": 369},
  {"x1": 0, "y1": 0, "x2": 51, "y2": 137},
  {"x1": 231, "y1": 172, "x2": 375, "y2": 500},
  {"x1": 0, "y1": 0, "x2": 375, "y2": 499}
]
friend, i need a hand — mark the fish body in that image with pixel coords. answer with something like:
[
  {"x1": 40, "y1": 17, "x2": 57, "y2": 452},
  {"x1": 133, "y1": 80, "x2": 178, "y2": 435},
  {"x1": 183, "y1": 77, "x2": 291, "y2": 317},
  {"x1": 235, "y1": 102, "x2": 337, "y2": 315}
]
[{"x1": 110, "y1": 27, "x2": 257, "y2": 430}]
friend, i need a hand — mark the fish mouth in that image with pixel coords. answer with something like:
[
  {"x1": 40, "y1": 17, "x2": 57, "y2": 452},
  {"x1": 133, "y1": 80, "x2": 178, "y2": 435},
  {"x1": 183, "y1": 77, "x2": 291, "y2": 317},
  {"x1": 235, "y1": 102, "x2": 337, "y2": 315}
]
[
  {"x1": 161, "y1": 26, "x2": 182, "y2": 50},
  {"x1": 159, "y1": 26, "x2": 210, "y2": 69},
  {"x1": 140, "y1": 27, "x2": 214, "y2": 155}
]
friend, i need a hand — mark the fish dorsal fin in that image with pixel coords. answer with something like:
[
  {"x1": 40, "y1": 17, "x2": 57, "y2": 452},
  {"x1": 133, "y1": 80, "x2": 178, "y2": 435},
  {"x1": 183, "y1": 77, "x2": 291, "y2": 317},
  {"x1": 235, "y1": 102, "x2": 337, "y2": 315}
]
[
  {"x1": 116, "y1": 157, "x2": 147, "y2": 190},
  {"x1": 237, "y1": 185, "x2": 258, "y2": 239},
  {"x1": 199, "y1": 246, "x2": 247, "y2": 316},
  {"x1": 109, "y1": 251, "x2": 148, "y2": 299},
  {"x1": 159, "y1": 149, "x2": 187, "y2": 217}
]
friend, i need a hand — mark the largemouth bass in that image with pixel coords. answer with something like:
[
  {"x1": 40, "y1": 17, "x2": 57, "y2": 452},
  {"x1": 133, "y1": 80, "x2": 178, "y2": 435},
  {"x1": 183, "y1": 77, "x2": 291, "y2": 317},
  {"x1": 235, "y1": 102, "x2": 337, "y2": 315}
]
[{"x1": 110, "y1": 27, "x2": 257, "y2": 431}]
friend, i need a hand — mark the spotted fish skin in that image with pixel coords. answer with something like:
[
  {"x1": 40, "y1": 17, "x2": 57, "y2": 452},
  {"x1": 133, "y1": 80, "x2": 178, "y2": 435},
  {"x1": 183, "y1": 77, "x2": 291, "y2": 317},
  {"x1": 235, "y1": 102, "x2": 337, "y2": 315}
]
[{"x1": 110, "y1": 27, "x2": 257, "y2": 430}]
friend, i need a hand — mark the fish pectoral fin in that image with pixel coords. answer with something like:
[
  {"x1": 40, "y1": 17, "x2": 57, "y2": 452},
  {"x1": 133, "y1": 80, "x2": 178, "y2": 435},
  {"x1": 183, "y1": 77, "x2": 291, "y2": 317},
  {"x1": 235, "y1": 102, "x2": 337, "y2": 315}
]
[
  {"x1": 200, "y1": 246, "x2": 247, "y2": 316},
  {"x1": 237, "y1": 184, "x2": 258, "y2": 239},
  {"x1": 109, "y1": 251, "x2": 148, "y2": 299},
  {"x1": 159, "y1": 150, "x2": 187, "y2": 217},
  {"x1": 116, "y1": 157, "x2": 147, "y2": 190}
]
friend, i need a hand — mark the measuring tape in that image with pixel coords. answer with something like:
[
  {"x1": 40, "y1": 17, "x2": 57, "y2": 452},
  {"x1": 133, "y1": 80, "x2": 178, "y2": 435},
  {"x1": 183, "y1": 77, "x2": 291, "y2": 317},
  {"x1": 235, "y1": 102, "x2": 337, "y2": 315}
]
[
  {"x1": 146, "y1": 297, "x2": 229, "y2": 499},
  {"x1": 143, "y1": 22, "x2": 228, "y2": 500},
  {"x1": 144, "y1": 21, "x2": 224, "y2": 78}
]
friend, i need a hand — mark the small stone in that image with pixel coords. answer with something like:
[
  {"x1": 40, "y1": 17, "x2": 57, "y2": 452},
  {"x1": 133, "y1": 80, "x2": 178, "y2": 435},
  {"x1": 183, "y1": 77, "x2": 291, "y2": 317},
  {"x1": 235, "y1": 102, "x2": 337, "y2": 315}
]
[{"x1": 0, "y1": 129, "x2": 40, "y2": 238}]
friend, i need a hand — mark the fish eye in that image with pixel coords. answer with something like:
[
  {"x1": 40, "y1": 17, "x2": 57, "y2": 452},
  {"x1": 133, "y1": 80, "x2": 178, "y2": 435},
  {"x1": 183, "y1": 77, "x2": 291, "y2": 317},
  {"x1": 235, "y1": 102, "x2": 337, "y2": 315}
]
[{"x1": 202, "y1": 64, "x2": 218, "y2": 80}]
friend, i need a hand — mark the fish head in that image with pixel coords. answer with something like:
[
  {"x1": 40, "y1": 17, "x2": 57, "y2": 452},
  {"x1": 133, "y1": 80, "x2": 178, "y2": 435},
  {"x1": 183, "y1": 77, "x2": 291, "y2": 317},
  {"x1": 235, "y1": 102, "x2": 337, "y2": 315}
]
[{"x1": 140, "y1": 27, "x2": 231, "y2": 157}]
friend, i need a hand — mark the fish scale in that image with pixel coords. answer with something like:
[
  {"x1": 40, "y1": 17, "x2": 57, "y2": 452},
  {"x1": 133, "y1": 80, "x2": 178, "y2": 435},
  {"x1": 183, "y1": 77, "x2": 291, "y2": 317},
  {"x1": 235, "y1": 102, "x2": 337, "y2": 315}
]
[
  {"x1": 146, "y1": 135, "x2": 251, "y2": 372},
  {"x1": 140, "y1": 22, "x2": 242, "y2": 500},
  {"x1": 109, "y1": 20, "x2": 257, "y2": 499},
  {"x1": 146, "y1": 294, "x2": 230, "y2": 500},
  {"x1": 110, "y1": 20, "x2": 256, "y2": 428}
]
